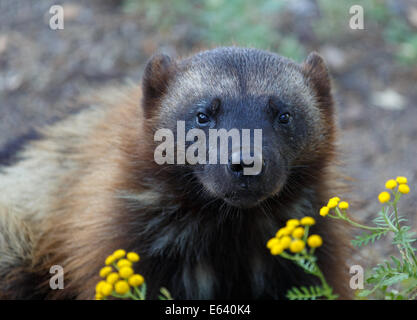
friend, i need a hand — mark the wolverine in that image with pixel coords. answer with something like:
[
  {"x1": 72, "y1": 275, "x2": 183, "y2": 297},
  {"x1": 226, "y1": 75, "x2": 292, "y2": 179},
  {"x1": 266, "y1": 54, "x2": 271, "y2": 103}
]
[{"x1": 0, "y1": 47, "x2": 350, "y2": 299}]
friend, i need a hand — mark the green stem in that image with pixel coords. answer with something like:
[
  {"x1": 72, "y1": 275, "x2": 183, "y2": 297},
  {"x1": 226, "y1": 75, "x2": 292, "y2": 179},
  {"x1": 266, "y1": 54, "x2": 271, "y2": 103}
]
[
  {"x1": 392, "y1": 191, "x2": 401, "y2": 229},
  {"x1": 313, "y1": 262, "x2": 338, "y2": 300},
  {"x1": 331, "y1": 209, "x2": 387, "y2": 232},
  {"x1": 134, "y1": 285, "x2": 145, "y2": 300},
  {"x1": 282, "y1": 250, "x2": 338, "y2": 300}
]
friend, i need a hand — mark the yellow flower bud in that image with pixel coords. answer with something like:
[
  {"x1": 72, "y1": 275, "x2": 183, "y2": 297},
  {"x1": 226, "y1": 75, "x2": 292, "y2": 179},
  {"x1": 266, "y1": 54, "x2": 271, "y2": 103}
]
[
  {"x1": 127, "y1": 252, "x2": 140, "y2": 262},
  {"x1": 106, "y1": 272, "x2": 119, "y2": 285},
  {"x1": 117, "y1": 259, "x2": 132, "y2": 269},
  {"x1": 286, "y1": 219, "x2": 300, "y2": 228},
  {"x1": 289, "y1": 239, "x2": 305, "y2": 253},
  {"x1": 119, "y1": 266, "x2": 134, "y2": 279},
  {"x1": 270, "y1": 243, "x2": 285, "y2": 255},
  {"x1": 128, "y1": 274, "x2": 145, "y2": 287},
  {"x1": 279, "y1": 236, "x2": 292, "y2": 249},
  {"x1": 320, "y1": 206, "x2": 330, "y2": 217},
  {"x1": 327, "y1": 199, "x2": 338, "y2": 209},
  {"x1": 338, "y1": 201, "x2": 349, "y2": 210},
  {"x1": 105, "y1": 254, "x2": 116, "y2": 266},
  {"x1": 300, "y1": 216, "x2": 315, "y2": 226},
  {"x1": 292, "y1": 227, "x2": 305, "y2": 239},
  {"x1": 378, "y1": 191, "x2": 391, "y2": 204},
  {"x1": 396, "y1": 176, "x2": 407, "y2": 184},
  {"x1": 330, "y1": 197, "x2": 340, "y2": 203},
  {"x1": 99, "y1": 266, "x2": 112, "y2": 278},
  {"x1": 307, "y1": 234, "x2": 323, "y2": 248},
  {"x1": 100, "y1": 282, "x2": 113, "y2": 296},
  {"x1": 385, "y1": 179, "x2": 397, "y2": 190},
  {"x1": 114, "y1": 280, "x2": 130, "y2": 295},
  {"x1": 275, "y1": 228, "x2": 286, "y2": 238},
  {"x1": 96, "y1": 280, "x2": 106, "y2": 293},
  {"x1": 113, "y1": 249, "x2": 126, "y2": 259},
  {"x1": 285, "y1": 225, "x2": 295, "y2": 234},
  {"x1": 276, "y1": 226, "x2": 293, "y2": 238},
  {"x1": 267, "y1": 237, "x2": 280, "y2": 249},
  {"x1": 95, "y1": 293, "x2": 103, "y2": 300},
  {"x1": 398, "y1": 184, "x2": 410, "y2": 194}
]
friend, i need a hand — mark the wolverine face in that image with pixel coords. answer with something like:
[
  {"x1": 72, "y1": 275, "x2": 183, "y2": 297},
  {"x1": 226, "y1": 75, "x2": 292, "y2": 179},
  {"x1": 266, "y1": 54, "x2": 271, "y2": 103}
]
[{"x1": 144, "y1": 47, "x2": 334, "y2": 208}]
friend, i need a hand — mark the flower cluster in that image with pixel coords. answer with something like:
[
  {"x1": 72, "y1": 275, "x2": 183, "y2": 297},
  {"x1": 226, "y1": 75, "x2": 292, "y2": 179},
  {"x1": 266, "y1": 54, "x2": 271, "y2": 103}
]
[
  {"x1": 319, "y1": 196, "x2": 349, "y2": 218},
  {"x1": 266, "y1": 216, "x2": 336, "y2": 300},
  {"x1": 378, "y1": 176, "x2": 410, "y2": 204},
  {"x1": 266, "y1": 216, "x2": 322, "y2": 256},
  {"x1": 95, "y1": 249, "x2": 145, "y2": 300}
]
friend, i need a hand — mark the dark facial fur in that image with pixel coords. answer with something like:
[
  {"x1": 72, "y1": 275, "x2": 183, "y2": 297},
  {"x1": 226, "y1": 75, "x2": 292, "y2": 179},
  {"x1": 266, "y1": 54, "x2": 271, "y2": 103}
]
[{"x1": 146, "y1": 48, "x2": 333, "y2": 209}]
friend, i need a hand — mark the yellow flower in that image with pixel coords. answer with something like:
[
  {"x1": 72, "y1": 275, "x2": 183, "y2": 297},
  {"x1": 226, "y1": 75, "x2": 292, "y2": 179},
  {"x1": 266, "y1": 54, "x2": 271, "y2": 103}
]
[
  {"x1": 276, "y1": 226, "x2": 293, "y2": 238},
  {"x1": 338, "y1": 201, "x2": 349, "y2": 210},
  {"x1": 378, "y1": 191, "x2": 391, "y2": 203},
  {"x1": 114, "y1": 280, "x2": 130, "y2": 295},
  {"x1": 292, "y1": 227, "x2": 305, "y2": 239},
  {"x1": 106, "y1": 272, "x2": 119, "y2": 285},
  {"x1": 330, "y1": 197, "x2": 340, "y2": 203},
  {"x1": 96, "y1": 280, "x2": 106, "y2": 293},
  {"x1": 105, "y1": 254, "x2": 117, "y2": 266},
  {"x1": 279, "y1": 236, "x2": 292, "y2": 249},
  {"x1": 117, "y1": 259, "x2": 132, "y2": 269},
  {"x1": 286, "y1": 225, "x2": 296, "y2": 233},
  {"x1": 320, "y1": 206, "x2": 330, "y2": 217},
  {"x1": 127, "y1": 252, "x2": 140, "y2": 262},
  {"x1": 95, "y1": 293, "x2": 103, "y2": 300},
  {"x1": 275, "y1": 228, "x2": 285, "y2": 238},
  {"x1": 289, "y1": 239, "x2": 305, "y2": 253},
  {"x1": 266, "y1": 237, "x2": 280, "y2": 249},
  {"x1": 100, "y1": 282, "x2": 113, "y2": 296},
  {"x1": 327, "y1": 199, "x2": 338, "y2": 209},
  {"x1": 398, "y1": 184, "x2": 410, "y2": 194},
  {"x1": 286, "y1": 219, "x2": 300, "y2": 228},
  {"x1": 128, "y1": 274, "x2": 145, "y2": 287},
  {"x1": 99, "y1": 266, "x2": 112, "y2": 278},
  {"x1": 396, "y1": 176, "x2": 408, "y2": 184},
  {"x1": 307, "y1": 235, "x2": 323, "y2": 248},
  {"x1": 300, "y1": 216, "x2": 315, "y2": 226},
  {"x1": 270, "y1": 243, "x2": 285, "y2": 255},
  {"x1": 113, "y1": 249, "x2": 126, "y2": 259},
  {"x1": 119, "y1": 266, "x2": 134, "y2": 279},
  {"x1": 385, "y1": 179, "x2": 397, "y2": 190}
]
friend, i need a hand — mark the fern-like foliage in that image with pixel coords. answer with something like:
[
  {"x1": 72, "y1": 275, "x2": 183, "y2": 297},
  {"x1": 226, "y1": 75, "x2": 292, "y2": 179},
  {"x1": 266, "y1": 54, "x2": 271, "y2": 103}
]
[
  {"x1": 286, "y1": 286, "x2": 327, "y2": 300},
  {"x1": 393, "y1": 226, "x2": 417, "y2": 249},
  {"x1": 351, "y1": 229, "x2": 388, "y2": 247},
  {"x1": 294, "y1": 258, "x2": 317, "y2": 275}
]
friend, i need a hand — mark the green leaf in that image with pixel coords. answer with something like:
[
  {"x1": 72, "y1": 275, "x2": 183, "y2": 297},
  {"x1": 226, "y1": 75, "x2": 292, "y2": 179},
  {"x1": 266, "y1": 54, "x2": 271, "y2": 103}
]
[
  {"x1": 380, "y1": 273, "x2": 409, "y2": 287},
  {"x1": 357, "y1": 289, "x2": 373, "y2": 297},
  {"x1": 286, "y1": 285, "x2": 326, "y2": 300},
  {"x1": 351, "y1": 229, "x2": 388, "y2": 247}
]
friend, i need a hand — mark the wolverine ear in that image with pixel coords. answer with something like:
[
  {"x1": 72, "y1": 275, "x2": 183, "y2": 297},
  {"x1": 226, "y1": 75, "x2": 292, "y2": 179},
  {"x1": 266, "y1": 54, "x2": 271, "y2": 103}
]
[
  {"x1": 302, "y1": 52, "x2": 333, "y2": 112},
  {"x1": 142, "y1": 53, "x2": 176, "y2": 118}
]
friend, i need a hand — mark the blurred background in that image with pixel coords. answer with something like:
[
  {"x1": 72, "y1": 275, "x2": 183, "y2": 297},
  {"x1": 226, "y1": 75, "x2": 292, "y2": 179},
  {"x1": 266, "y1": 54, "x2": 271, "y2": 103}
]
[{"x1": 0, "y1": 0, "x2": 416, "y2": 279}]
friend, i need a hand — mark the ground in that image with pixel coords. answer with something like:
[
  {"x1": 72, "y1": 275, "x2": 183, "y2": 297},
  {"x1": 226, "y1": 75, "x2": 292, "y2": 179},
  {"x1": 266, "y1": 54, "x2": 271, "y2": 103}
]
[{"x1": 1, "y1": 0, "x2": 417, "y2": 285}]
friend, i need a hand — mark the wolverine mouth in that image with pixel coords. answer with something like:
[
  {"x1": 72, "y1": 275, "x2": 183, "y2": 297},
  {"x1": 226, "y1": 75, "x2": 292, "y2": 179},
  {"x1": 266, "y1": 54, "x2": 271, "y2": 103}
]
[{"x1": 223, "y1": 190, "x2": 266, "y2": 208}]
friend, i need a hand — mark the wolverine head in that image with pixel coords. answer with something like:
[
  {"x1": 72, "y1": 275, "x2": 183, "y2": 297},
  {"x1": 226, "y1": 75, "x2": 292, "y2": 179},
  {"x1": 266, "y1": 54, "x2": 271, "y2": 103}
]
[{"x1": 142, "y1": 47, "x2": 335, "y2": 209}]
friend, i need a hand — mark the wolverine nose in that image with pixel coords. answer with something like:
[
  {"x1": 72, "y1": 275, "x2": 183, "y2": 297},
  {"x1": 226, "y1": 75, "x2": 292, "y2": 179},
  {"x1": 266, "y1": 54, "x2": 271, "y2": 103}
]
[{"x1": 227, "y1": 151, "x2": 264, "y2": 176}]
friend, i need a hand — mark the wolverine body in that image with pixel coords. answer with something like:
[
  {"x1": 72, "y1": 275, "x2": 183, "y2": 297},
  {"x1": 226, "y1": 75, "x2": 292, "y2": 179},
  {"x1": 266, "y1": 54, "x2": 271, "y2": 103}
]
[{"x1": 0, "y1": 47, "x2": 349, "y2": 299}]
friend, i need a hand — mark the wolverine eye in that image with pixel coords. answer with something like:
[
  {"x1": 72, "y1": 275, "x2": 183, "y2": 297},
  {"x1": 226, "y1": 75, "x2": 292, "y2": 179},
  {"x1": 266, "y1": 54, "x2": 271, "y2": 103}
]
[
  {"x1": 196, "y1": 112, "x2": 210, "y2": 125},
  {"x1": 278, "y1": 112, "x2": 291, "y2": 124}
]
